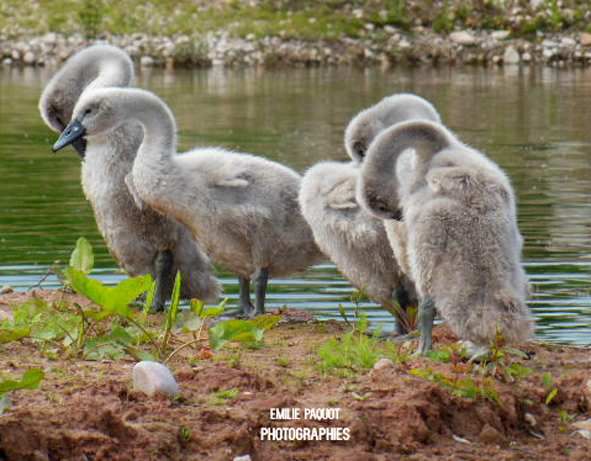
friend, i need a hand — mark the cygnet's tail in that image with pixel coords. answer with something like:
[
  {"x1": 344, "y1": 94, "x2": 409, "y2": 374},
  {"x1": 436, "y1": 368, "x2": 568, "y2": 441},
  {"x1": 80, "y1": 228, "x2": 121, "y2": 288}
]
[
  {"x1": 447, "y1": 288, "x2": 534, "y2": 346},
  {"x1": 173, "y1": 231, "x2": 222, "y2": 304}
]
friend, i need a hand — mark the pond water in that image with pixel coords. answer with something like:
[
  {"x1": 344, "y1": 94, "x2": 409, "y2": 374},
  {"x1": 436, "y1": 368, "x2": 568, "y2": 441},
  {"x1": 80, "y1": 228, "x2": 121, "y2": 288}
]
[{"x1": 1, "y1": 64, "x2": 590, "y2": 344}]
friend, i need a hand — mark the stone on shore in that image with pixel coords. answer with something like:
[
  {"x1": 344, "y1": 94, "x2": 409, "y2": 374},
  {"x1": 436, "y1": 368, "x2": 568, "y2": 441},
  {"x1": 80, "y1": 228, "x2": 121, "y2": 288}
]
[
  {"x1": 580, "y1": 33, "x2": 591, "y2": 47},
  {"x1": 503, "y1": 46, "x2": 520, "y2": 64},
  {"x1": 132, "y1": 361, "x2": 179, "y2": 397},
  {"x1": 140, "y1": 55, "x2": 155, "y2": 67},
  {"x1": 450, "y1": 31, "x2": 477, "y2": 46}
]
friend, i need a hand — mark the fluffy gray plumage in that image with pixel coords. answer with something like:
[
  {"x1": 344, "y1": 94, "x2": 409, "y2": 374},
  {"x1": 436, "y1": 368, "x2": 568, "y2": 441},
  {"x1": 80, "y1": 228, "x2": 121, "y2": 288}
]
[
  {"x1": 345, "y1": 93, "x2": 441, "y2": 164},
  {"x1": 64, "y1": 87, "x2": 324, "y2": 315},
  {"x1": 300, "y1": 94, "x2": 441, "y2": 332},
  {"x1": 357, "y1": 120, "x2": 533, "y2": 352},
  {"x1": 39, "y1": 45, "x2": 221, "y2": 307}
]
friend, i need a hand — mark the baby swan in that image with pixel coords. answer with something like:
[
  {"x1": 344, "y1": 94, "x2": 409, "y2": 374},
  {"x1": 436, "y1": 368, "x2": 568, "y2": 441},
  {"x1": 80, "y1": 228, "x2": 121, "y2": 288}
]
[
  {"x1": 40, "y1": 45, "x2": 221, "y2": 310},
  {"x1": 357, "y1": 120, "x2": 533, "y2": 354},
  {"x1": 54, "y1": 88, "x2": 324, "y2": 316},
  {"x1": 345, "y1": 93, "x2": 442, "y2": 163},
  {"x1": 299, "y1": 94, "x2": 440, "y2": 334}
]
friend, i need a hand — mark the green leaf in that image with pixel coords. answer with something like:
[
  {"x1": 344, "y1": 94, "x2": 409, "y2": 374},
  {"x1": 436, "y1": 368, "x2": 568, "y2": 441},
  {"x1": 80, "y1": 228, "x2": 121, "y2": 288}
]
[
  {"x1": 65, "y1": 267, "x2": 108, "y2": 307},
  {"x1": 65, "y1": 268, "x2": 152, "y2": 318},
  {"x1": 69, "y1": 237, "x2": 94, "y2": 274},
  {"x1": 109, "y1": 275, "x2": 154, "y2": 317},
  {"x1": 0, "y1": 326, "x2": 30, "y2": 344},
  {"x1": 143, "y1": 280, "x2": 157, "y2": 315},
  {"x1": 201, "y1": 306, "x2": 225, "y2": 319},
  {"x1": 542, "y1": 372, "x2": 554, "y2": 388},
  {"x1": 167, "y1": 272, "x2": 182, "y2": 326},
  {"x1": 251, "y1": 315, "x2": 281, "y2": 331},
  {"x1": 190, "y1": 299, "x2": 205, "y2": 317},
  {"x1": 426, "y1": 349, "x2": 452, "y2": 363},
  {"x1": 0, "y1": 369, "x2": 44, "y2": 394},
  {"x1": 109, "y1": 324, "x2": 135, "y2": 345},
  {"x1": 208, "y1": 319, "x2": 266, "y2": 351},
  {"x1": 545, "y1": 387, "x2": 558, "y2": 405},
  {"x1": 506, "y1": 363, "x2": 533, "y2": 380}
]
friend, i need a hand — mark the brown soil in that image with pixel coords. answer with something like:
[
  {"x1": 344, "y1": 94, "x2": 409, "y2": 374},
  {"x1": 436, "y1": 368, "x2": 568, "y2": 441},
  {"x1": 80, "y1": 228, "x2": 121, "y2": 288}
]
[{"x1": 1, "y1": 290, "x2": 590, "y2": 461}]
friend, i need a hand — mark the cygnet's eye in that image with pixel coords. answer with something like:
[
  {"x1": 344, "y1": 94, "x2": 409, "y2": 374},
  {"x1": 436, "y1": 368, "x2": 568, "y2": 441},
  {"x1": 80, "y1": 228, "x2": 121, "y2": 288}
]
[
  {"x1": 84, "y1": 107, "x2": 93, "y2": 116},
  {"x1": 353, "y1": 141, "x2": 366, "y2": 158}
]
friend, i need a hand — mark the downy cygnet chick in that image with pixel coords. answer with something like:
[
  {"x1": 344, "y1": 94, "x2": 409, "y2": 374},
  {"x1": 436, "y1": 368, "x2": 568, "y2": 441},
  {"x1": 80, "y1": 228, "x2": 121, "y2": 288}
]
[
  {"x1": 300, "y1": 94, "x2": 441, "y2": 333},
  {"x1": 53, "y1": 87, "x2": 324, "y2": 316},
  {"x1": 357, "y1": 120, "x2": 533, "y2": 354},
  {"x1": 40, "y1": 44, "x2": 221, "y2": 309}
]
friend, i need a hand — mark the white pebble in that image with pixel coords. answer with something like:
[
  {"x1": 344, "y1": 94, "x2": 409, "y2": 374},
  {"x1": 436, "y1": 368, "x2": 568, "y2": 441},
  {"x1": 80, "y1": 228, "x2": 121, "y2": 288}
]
[
  {"x1": 373, "y1": 358, "x2": 395, "y2": 370},
  {"x1": 132, "y1": 361, "x2": 179, "y2": 397},
  {"x1": 140, "y1": 55, "x2": 155, "y2": 67},
  {"x1": 233, "y1": 456, "x2": 252, "y2": 461}
]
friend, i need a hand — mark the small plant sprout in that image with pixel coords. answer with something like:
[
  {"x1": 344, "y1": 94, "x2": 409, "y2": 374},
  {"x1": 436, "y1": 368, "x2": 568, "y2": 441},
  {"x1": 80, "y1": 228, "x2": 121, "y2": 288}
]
[
  {"x1": 209, "y1": 387, "x2": 240, "y2": 405},
  {"x1": 0, "y1": 368, "x2": 44, "y2": 414},
  {"x1": 317, "y1": 313, "x2": 407, "y2": 377}
]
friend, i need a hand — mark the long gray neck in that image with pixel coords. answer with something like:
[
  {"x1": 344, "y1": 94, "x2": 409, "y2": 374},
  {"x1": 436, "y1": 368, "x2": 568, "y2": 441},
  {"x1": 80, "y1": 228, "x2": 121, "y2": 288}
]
[
  {"x1": 60, "y1": 48, "x2": 134, "y2": 120},
  {"x1": 129, "y1": 93, "x2": 209, "y2": 226},
  {"x1": 85, "y1": 57, "x2": 133, "y2": 92},
  {"x1": 132, "y1": 96, "x2": 177, "y2": 163}
]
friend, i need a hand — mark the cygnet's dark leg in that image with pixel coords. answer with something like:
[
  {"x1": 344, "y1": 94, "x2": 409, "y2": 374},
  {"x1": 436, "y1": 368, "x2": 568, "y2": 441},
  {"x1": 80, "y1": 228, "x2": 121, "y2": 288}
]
[
  {"x1": 238, "y1": 276, "x2": 254, "y2": 317},
  {"x1": 254, "y1": 268, "x2": 269, "y2": 316},
  {"x1": 153, "y1": 249, "x2": 175, "y2": 311},
  {"x1": 392, "y1": 286, "x2": 411, "y2": 335},
  {"x1": 416, "y1": 297, "x2": 436, "y2": 355}
]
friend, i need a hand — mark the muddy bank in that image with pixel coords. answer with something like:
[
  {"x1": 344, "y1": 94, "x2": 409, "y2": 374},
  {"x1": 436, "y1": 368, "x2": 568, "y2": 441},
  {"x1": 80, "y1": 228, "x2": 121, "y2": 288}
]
[
  {"x1": 1, "y1": 289, "x2": 591, "y2": 460},
  {"x1": 2, "y1": 29, "x2": 591, "y2": 70}
]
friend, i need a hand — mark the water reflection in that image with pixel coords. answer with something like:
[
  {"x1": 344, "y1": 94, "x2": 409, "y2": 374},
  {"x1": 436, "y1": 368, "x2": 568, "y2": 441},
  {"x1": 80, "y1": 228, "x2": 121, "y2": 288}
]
[{"x1": 1, "y1": 64, "x2": 590, "y2": 344}]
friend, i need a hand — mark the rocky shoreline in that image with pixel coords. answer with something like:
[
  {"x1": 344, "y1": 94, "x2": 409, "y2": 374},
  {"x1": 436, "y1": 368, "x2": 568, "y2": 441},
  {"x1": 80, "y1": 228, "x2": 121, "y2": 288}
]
[{"x1": 2, "y1": 28, "x2": 591, "y2": 69}]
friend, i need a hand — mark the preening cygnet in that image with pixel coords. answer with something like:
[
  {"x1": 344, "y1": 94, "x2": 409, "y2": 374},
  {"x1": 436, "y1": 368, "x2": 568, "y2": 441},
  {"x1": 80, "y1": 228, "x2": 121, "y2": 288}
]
[
  {"x1": 300, "y1": 94, "x2": 441, "y2": 333},
  {"x1": 357, "y1": 120, "x2": 533, "y2": 353}
]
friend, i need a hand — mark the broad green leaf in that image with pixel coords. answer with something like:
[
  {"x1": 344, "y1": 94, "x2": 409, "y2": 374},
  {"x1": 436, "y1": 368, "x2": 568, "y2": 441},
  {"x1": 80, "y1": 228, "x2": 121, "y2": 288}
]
[
  {"x1": 201, "y1": 306, "x2": 225, "y2": 319},
  {"x1": 109, "y1": 325, "x2": 135, "y2": 345},
  {"x1": 208, "y1": 319, "x2": 267, "y2": 350},
  {"x1": 0, "y1": 369, "x2": 44, "y2": 394},
  {"x1": 251, "y1": 315, "x2": 281, "y2": 331},
  {"x1": 109, "y1": 274, "x2": 154, "y2": 316},
  {"x1": 506, "y1": 363, "x2": 533, "y2": 380},
  {"x1": 65, "y1": 268, "x2": 108, "y2": 307},
  {"x1": 69, "y1": 237, "x2": 94, "y2": 274},
  {"x1": 0, "y1": 326, "x2": 30, "y2": 344},
  {"x1": 84, "y1": 340, "x2": 126, "y2": 361},
  {"x1": 426, "y1": 349, "x2": 452, "y2": 363},
  {"x1": 65, "y1": 269, "x2": 153, "y2": 318}
]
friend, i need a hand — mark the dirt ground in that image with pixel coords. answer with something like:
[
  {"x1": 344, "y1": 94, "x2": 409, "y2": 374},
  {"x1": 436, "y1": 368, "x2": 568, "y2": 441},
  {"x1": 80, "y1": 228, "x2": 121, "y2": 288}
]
[{"x1": 1, "y1": 290, "x2": 590, "y2": 461}]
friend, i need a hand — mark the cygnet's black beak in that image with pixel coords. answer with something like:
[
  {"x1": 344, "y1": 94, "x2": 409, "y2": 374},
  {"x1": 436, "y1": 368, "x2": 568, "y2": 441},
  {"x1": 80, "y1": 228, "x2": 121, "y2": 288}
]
[{"x1": 52, "y1": 119, "x2": 86, "y2": 153}]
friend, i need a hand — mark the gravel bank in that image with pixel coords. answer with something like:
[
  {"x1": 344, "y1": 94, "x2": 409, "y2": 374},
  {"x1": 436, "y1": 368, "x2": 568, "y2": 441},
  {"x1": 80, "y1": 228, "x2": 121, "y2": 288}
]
[{"x1": 2, "y1": 28, "x2": 591, "y2": 69}]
